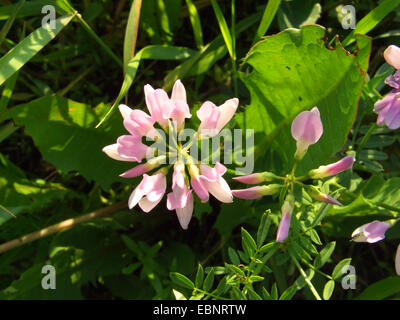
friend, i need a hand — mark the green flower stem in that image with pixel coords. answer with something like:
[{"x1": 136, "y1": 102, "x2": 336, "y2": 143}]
[
  {"x1": 289, "y1": 252, "x2": 322, "y2": 300},
  {"x1": 0, "y1": 204, "x2": 16, "y2": 218}
]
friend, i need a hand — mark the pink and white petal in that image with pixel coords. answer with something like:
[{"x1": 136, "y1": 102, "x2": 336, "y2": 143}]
[
  {"x1": 190, "y1": 178, "x2": 209, "y2": 202},
  {"x1": 384, "y1": 98, "x2": 400, "y2": 129},
  {"x1": 128, "y1": 186, "x2": 145, "y2": 209},
  {"x1": 384, "y1": 45, "x2": 400, "y2": 70},
  {"x1": 374, "y1": 92, "x2": 396, "y2": 113},
  {"x1": 119, "y1": 164, "x2": 152, "y2": 178},
  {"x1": 175, "y1": 192, "x2": 194, "y2": 230},
  {"x1": 118, "y1": 104, "x2": 133, "y2": 120},
  {"x1": 171, "y1": 79, "x2": 187, "y2": 103},
  {"x1": 138, "y1": 196, "x2": 161, "y2": 213},
  {"x1": 204, "y1": 177, "x2": 233, "y2": 203},
  {"x1": 117, "y1": 135, "x2": 148, "y2": 162},
  {"x1": 102, "y1": 144, "x2": 137, "y2": 162},
  {"x1": 216, "y1": 98, "x2": 239, "y2": 131},
  {"x1": 214, "y1": 162, "x2": 227, "y2": 176},
  {"x1": 199, "y1": 164, "x2": 218, "y2": 182}
]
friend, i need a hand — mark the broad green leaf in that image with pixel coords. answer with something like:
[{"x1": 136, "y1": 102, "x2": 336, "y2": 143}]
[
  {"x1": 355, "y1": 277, "x2": 400, "y2": 300},
  {"x1": 2, "y1": 95, "x2": 131, "y2": 189},
  {"x1": 237, "y1": 26, "x2": 371, "y2": 174},
  {"x1": 0, "y1": 13, "x2": 75, "y2": 86},
  {"x1": 314, "y1": 241, "x2": 336, "y2": 269},
  {"x1": 323, "y1": 280, "x2": 335, "y2": 300},
  {"x1": 170, "y1": 272, "x2": 195, "y2": 289},
  {"x1": 278, "y1": 1, "x2": 321, "y2": 29},
  {"x1": 0, "y1": 153, "x2": 75, "y2": 226}
]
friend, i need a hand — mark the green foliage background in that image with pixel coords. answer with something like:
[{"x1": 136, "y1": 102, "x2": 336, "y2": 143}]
[{"x1": 0, "y1": 0, "x2": 399, "y2": 300}]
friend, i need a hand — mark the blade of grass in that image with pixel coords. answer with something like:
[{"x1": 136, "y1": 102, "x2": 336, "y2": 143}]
[
  {"x1": 342, "y1": 0, "x2": 400, "y2": 46},
  {"x1": 123, "y1": 0, "x2": 142, "y2": 73},
  {"x1": 0, "y1": 0, "x2": 25, "y2": 46},
  {"x1": 252, "y1": 0, "x2": 281, "y2": 45},
  {"x1": 185, "y1": 0, "x2": 204, "y2": 50},
  {"x1": 210, "y1": 0, "x2": 233, "y2": 59},
  {"x1": 57, "y1": 0, "x2": 123, "y2": 67},
  {"x1": 0, "y1": 122, "x2": 18, "y2": 143},
  {"x1": 163, "y1": 11, "x2": 262, "y2": 91},
  {"x1": 96, "y1": 45, "x2": 196, "y2": 128},
  {"x1": 0, "y1": 13, "x2": 76, "y2": 87},
  {"x1": 0, "y1": 72, "x2": 19, "y2": 115}
]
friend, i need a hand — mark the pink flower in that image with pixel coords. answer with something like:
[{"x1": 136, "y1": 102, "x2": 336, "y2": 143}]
[
  {"x1": 308, "y1": 155, "x2": 355, "y2": 179},
  {"x1": 119, "y1": 155, "x2": 166, "y2": 178},
  {"x1": 128, "y1": 172, "x2": 167, "y2": 212},
  {"x1": 144, "y1": 80, "x2": 191, "y2": 130},
  {"x1": 198, "y1": 162, "x2": 233, "y2": 203},
  {"x1": 396, "y1": 244, "x2": 400, "y2": 276},
  {"x1": 384, "y1": 45, "x2": 400, "y2": 70},
  {"x1": 167, "y1": 162, "x2": 194, "y2": 229},
  {"x1": 197, "y1": 98, "x2": 239, "y2": 137},
  {"x1": 232, "y1": 184, "x2": 282, "y2": 200},
  {"x1": 276, "y1": 194, "x2": 295, "y2": 242},
  {"x1": 102, "y1": 133, "x2": 150, "y2": 163},
  {"x1": 374, "y1": 91, "x2": 400, "y2": 130},
  {"x1": 291, "y1": 106, "x2": 323, "y2": 160},
  {"x1": 351, "y1": 220, "x2": 391, "y2": 243},
  {"x1": 119, "y1": 104, "x2": 155, "y2": 137},
  {"x1": 103, "y1": 80, "x2": 239, "y2": 229}
]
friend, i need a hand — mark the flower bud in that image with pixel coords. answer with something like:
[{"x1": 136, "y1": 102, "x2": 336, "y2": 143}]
[
  {"x1": 308, "y1": 155, "x2": 355, "y2": 179},
  {"x1": 232, "y1": 184, "x2": 283, "y2": 200},
  {"x1": 351, "y1": 220, "x2": 393, "y2": 243},
  {"x1": 384, "y1": 45, "x2": 400, "y2": 70},
  {"x1": 291, "y1": 107, "x2": 323, "y2": 161},
  {"x1": 233, "y1": 171, "x2": 280, "y2": 184},
  {"x1": 305, "y1": 185, "x2": 342, "y2": 206},
  {"x1": 276, "y1": 194, "x2": 295, "y2": 242}
]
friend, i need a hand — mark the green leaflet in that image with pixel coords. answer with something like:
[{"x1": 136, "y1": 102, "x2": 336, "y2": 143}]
[{"x1": 236, "y1": 25, "x2": 371, "y2": 175}]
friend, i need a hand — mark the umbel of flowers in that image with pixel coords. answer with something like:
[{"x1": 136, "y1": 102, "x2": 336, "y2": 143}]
[
  {"x1": 103, "y1": 80, "x2": 239, "y2": 230},
  {"x1": 232, "y1": 107, "x2": 355, "y2": 242}
]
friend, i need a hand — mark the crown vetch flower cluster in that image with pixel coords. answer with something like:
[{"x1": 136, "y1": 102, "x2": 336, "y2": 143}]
[
  {"x1": 232, "y1": 106, "x2": 355, "y2": 242},
  {"x1": 374, "y1": 45, "x2": 400, "y2": 130},
  {"x1": 103, "y1": 80, "x2": 239, "y2": 230}
]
